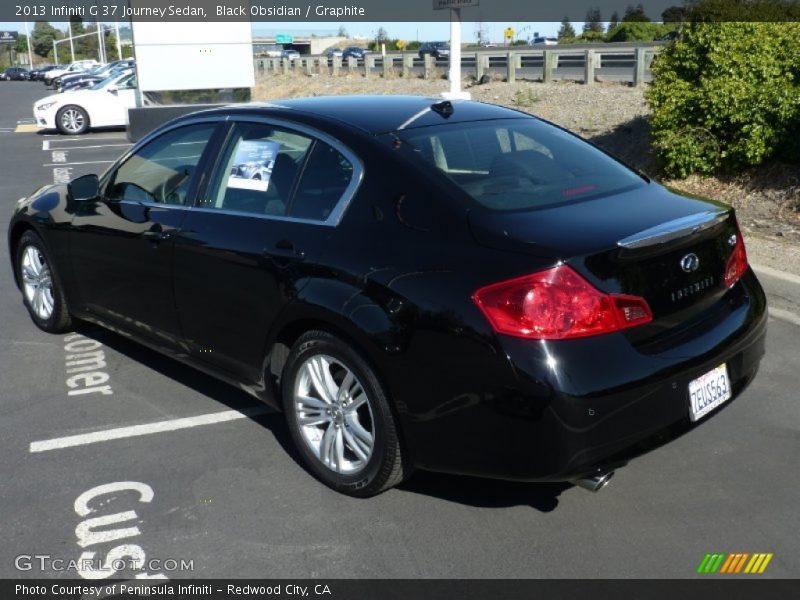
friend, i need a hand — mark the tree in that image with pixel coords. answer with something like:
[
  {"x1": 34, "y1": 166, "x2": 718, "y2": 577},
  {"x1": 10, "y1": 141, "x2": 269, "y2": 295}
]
[
  {"x1": 69, "y1": 16, "x2": 85, "y2": 35},
  {"x1": 661, "y1": 5, "x2": 687, "y2": 22},
  {"x1": 14, "y1": 34, "x2": 28, "y2": 59},
  {"x1": 31, "y1": 21, "x2": 61, "y2": 57},
  {"x1": 73, "y1": 23, "x2": 101, "y2": 61},
  {"x1": 375, "y1": 27, "x2": 390, "y2": 43},
  {"x1": 337, "y1": 25, "x2": 348, "y2": 38},
  {"x1": 606, "y1": 22, "x2": 669, "y2": 42},
  {"x1": 623, "y1": 4, "x2": 651, "y2": 22},
  {"x1": 583, "y1": 8, "x2": 604, "y2": 33},
  {"x1": 557, "y1": 17, "x2": 576, "y2": 41},
  {"x1": 105, "y1": 33, "x2": 119, "y2": 60},
  {"x1": 608, "y1": 11, "x2": 620, "y2": 30}
]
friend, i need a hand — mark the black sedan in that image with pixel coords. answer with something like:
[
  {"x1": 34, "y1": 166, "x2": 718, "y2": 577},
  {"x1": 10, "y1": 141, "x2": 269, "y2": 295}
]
[
  {"x1": 418, "y1": 41, "x2": 450, "y2": 59},
  {"x1": 7, "y1": 96, "x2": 766, "y2": 497},
  {"x1": 28, "y1": 65, "x2": 60, "y2": 81},
  {"x1": 1, "y1": 67, "x2": 29, "y2": 81},
  {"x1": 342, "y1": 46, "x2": 369, "y2": 60}
]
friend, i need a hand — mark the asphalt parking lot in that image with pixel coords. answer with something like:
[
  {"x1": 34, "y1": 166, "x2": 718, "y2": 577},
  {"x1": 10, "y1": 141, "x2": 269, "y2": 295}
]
[{"x1": 1, "y1": 81, "x2": 798, "y2": 580}]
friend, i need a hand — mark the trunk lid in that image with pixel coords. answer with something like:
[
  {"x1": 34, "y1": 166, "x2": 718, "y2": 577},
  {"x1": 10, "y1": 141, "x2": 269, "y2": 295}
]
[{"x1": 468, "y1": 184, "x2": 740, "y2": 335}]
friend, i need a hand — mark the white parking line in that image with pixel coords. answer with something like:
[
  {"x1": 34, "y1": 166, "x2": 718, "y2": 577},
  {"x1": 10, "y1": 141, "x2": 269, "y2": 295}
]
[
  {"x1": 46, "y1": 143, "x2": 132, "y2": 151},
  {"x1": 43, "y1": 160, "x2": 115, "y2": 167},
  {"x1": 44, "y1": 135, "x2": 128, "y2": 141},
  {"x1": 29, "y1": 406, "x2": 271, "y2": 453},
  {"x1": 769, "y1": 307, "x2": 800, "y2": 328},
  {"x1": 752, "y1": 264, "x2": 800, "y2": 287},
  {"x1": 42, "y1": 139, "x2": 49, "y2": 150}
]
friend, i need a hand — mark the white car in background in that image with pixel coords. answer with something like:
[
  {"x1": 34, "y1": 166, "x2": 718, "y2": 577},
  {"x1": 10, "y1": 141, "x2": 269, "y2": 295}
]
[
  {"x1": 43, "y1": 59, "x2": 100, "y2": 86},
  {"x1": 33, "y1": 70, "x2": 138, "y2": 135}
]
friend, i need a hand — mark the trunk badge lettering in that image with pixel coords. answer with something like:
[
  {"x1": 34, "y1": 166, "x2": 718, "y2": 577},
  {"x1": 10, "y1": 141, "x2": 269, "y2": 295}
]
[{"x1": 670, "y1": 276, "x2": 715, "y2": 302}]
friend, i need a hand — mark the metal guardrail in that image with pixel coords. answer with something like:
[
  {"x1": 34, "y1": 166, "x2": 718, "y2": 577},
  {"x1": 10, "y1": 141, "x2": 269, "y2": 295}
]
[{"x1": 254, "y1": 44, "x2": 665, "y2": 87}]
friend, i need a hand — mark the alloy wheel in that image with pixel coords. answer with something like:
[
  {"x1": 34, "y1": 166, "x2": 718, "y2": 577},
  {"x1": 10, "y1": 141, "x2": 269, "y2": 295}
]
[
  {"x1": 60, "y1": 108, "x2": 85, "y2": 134},
  {"x1": 21, "y1": 245, "x2": 55, "y2": 320},
  {"x1": 293, "y1": 354, "x2": 375, "y2": 474}
]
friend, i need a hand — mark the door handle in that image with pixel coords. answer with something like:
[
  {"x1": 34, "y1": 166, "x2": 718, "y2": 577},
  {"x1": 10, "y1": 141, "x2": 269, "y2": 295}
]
[
  {"x1": 142, "y1": 227, "x2": 177, "y2": 243},
  {"x1": 267, "y1": 239, "x2": 305, "y2": 260}
]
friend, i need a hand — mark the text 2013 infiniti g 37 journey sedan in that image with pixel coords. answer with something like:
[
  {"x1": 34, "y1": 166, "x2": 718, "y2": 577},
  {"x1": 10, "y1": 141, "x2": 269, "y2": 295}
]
[{"x1": 8, "y1": 96, "x2": 766, "y2": 496}]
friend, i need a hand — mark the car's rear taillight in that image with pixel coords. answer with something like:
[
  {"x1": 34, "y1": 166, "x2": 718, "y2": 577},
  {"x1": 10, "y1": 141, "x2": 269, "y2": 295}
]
[
  {"x1": 724, "y1": 225, "x2": 748, "y2": 287},
  {"x1": 472, "y1": 265, "x2": 652, "y2": 340}
]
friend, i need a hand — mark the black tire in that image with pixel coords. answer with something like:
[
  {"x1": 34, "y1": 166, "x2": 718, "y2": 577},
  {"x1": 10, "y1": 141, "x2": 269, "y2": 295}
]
[
  {"x1": 16, "y1": 230, "x2": 72, "y2": 333},
  {"x1": 281, "y1": 330, "x2": 410, "y2": 497},
  {"x1": 56, "y1": 105, "x2": 89, "y2": 135}
]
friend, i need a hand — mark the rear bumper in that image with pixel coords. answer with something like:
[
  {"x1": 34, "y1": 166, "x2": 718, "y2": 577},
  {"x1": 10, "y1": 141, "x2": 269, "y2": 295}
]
[{"x1": 405, "y1": 269, "x2": 767, "y2": 481}]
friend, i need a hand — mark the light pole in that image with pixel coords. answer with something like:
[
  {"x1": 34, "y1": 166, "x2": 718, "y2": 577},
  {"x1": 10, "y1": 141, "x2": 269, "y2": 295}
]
[
  {"x1": 442, "y1": 7, "x2": 470, "y2": 100},
  {"x1": 68, "y1": 21, "x2": 75, "y2": 62},
  {"x1": 23, "y1": 20, "x2": 34, "y2": 68},
  {"x1": 115, "y1": 22, "x2": 122, "y2": 59}
]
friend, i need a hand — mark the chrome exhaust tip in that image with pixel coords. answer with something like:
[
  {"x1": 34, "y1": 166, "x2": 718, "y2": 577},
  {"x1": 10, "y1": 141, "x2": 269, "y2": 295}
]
[{"x1": 570, "y1": 470, "x2": 614, "y2": 492}]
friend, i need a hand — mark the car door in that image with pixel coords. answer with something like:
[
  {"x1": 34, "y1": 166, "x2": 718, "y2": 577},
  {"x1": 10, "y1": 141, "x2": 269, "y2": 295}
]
[
  {"x1": 70, "y1": 120, "x2": 223, "y2": 349},
  {"x1": 88, "y1": 72, "x2": 138, "y2": 127},
  {"x1": 172, "y1": 118, "x2": 362, "y2": 383}
]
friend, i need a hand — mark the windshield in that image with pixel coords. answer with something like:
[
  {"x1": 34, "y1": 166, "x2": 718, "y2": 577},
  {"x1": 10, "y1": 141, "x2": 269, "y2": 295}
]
[
  {"x1": 89, "y1": 71, "x2": 127, "y2": 90},
  {"x1": 396, "y1": 119, "x2": 645, "y2": 211}
]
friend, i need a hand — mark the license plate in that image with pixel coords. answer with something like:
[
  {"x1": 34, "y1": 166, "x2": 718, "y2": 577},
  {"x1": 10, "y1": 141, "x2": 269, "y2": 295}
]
[{"x1": 688, "y1": 364, "x2": 732, "y2": 422}]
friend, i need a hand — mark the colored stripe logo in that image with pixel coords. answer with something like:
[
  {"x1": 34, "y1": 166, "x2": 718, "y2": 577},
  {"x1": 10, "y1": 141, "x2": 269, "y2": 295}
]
[{"x1": 697, "y1": 553, "x2": 773, "y2": 574}]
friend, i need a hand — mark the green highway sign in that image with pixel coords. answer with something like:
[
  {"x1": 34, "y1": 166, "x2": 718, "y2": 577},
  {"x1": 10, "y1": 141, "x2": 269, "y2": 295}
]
[{"x1": 275, "y1": 34, "x2": 294, "y2": 44}]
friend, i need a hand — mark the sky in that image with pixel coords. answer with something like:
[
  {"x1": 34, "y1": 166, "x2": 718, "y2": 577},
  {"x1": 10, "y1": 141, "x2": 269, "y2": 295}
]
[{"x1": 0, "y1": 21, "x2": 563, "y2": 42}]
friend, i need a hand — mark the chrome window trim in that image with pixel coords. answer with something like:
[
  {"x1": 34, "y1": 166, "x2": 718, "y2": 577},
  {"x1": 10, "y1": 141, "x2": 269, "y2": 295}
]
[
  {"x1": 188, "y1": 205, "x2": 338, "y2": 225},
  {"x1": 100, "y1": 112, "x2": 364, "y2": 228},
  {"x1": 118, "y1": 200, "x2": 192, "y2": 211}
]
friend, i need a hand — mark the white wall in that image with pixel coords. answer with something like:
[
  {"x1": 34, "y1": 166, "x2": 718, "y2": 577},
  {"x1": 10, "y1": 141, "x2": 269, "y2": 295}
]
[{"x1": 131, "y1": 21, "x2": 254, "y2": 91}]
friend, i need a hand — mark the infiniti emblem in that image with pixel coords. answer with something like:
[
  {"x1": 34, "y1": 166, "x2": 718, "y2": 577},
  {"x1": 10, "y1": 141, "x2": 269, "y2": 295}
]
[{"x1": 680, "y1": 253, "x2": 700, "y2": 273}]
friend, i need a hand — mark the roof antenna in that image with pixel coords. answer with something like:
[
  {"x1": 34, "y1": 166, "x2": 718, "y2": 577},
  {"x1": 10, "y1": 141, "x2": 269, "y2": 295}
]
[{"x1": 431, "y1": 100, "x2": 454, "y2": 118}]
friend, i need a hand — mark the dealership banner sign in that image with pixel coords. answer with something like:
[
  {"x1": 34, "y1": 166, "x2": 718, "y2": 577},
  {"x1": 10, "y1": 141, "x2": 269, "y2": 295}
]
[
  {"x1": 3, "y1": 579, "x2": 797, "y2": 599},
  {"x1": 3, "y1": 0, "x2": 800, "y2": 21}
]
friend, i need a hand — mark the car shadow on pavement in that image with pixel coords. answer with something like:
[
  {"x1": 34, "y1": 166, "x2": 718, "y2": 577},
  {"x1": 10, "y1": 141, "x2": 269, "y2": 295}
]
[
  {"x1": 72, "y1": 322, "x2": 302, "y2": 464},
  {"x1": 398, "y1": 471, "x2": 571, "y2": 512},
  {"x1": 74, "y1": 322, "x2": 573, "y2": 511}
]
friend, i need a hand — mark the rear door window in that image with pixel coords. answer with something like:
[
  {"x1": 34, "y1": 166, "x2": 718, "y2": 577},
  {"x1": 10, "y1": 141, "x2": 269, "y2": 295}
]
[
  {"x1": 203, "y1": 122, "x2": 356, "y2": 223},
  {"x1": 203, "y1": 123, "x2": 313, "y2": 216},
  {"x1": 287, "y1": 142, "x2": 354, "y2": 221}
]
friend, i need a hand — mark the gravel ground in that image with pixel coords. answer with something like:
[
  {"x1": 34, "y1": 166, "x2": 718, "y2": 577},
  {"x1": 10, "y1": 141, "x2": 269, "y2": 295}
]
[{"x1": 253, "y1": 73, "x2": 800, "y2": 274}]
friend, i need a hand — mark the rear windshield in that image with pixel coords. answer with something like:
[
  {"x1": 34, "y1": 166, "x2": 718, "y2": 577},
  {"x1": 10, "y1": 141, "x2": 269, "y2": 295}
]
[{"x1": 396, "y1": 118, "x2": 645, "y2": 211}]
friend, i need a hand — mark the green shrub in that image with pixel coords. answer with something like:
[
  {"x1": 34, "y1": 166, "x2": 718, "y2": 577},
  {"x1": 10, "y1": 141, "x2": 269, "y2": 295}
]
[
  {"x1": 605, "y1": 22, "x2": 672, "y2": 42},
  {"x1": 647, "y1": 22, "x2": 800, "y2": 178}
]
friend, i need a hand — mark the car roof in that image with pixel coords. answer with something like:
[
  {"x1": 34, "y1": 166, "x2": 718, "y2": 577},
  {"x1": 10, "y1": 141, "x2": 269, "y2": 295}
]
[{"x1": 198, "y1": 95, "x2": 529, "y2": 135}]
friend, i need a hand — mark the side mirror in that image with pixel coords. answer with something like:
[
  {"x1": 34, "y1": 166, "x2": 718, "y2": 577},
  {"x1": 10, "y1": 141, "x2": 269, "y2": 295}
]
[
  {"x1": 68, "y1": 174, "x2": 99, "y2": 202},
  {"x1": 107, "y1": 84, "x2": 118, "y2": 93}
]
